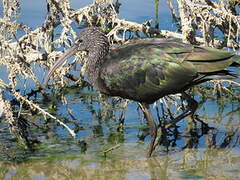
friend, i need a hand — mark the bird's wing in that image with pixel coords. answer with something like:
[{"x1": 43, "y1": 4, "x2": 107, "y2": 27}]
[
  {"x1": 99, "y1": 40, "x2": 202, "y2": 102},
  {"x1": 126, "y1": 39, "x2": 234, "y2": 73},
  {"x1": 176, "y1": 46, "x2": 234, "y2": 73},
  {"x1": 99, "y1": 39, "x2": 235, "y2": 103}
]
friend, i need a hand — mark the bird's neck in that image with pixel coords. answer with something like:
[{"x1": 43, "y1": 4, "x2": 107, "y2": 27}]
[
  {"x1": 84, "y1": 45, "x2": 109, "y2": 83},
  {"x1": 85, "y1": 53, "x2": 102, "y2": 80}
]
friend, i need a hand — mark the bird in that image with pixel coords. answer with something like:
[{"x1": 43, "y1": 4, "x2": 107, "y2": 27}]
[{"x1": 45, "y1": 26, "x2": 239, "y2": 157}]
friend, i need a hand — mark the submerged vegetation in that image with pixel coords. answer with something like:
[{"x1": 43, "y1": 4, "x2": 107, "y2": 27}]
[{"x1": 0, "y1": 0, "x2": 239, "y2": 166}]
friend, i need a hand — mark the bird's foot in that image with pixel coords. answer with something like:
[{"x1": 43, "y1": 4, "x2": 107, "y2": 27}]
[
  {"x1": 139, "y1": 103, "x2": 158, "y2": 157},
  {"x1": 164, "y1": 92, "x2": 198, "y2": 129},
  {"x1": 164, "y1": 109, "x2": 192, "y2": 129}
]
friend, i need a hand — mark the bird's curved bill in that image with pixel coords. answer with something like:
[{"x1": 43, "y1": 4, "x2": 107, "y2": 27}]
[{"x1": 44, "y1": 44, "x2": 78, "y2": 86}]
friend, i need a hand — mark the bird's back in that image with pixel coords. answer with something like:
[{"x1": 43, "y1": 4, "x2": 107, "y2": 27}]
[{"x1": 97, "y1": 39, "x2": 235, "y2": 103}]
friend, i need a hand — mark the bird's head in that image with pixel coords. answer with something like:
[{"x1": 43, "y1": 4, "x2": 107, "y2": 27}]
[
  {"x1": 44, "y1": 27, "x2": 109, "y2": 86},
  {"x1": 76, "y1": 27, "x2": 108, "y2": 51}
]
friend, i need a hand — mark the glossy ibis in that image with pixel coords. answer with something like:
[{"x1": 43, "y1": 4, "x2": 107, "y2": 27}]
[{"x1": 45, "y1": 27, "x2": 239, "y2": 157}]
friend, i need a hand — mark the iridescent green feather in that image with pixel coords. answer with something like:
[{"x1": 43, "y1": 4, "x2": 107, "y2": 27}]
[{"x1": 99, "y1": 39, "x2": 236, "y2": 103}]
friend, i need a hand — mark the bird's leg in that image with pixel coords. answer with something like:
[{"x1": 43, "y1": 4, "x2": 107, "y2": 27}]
[
  {"x1": 140, "y1": 103, "x2": 158, "y2": 157},
  {"x1": 165, "y1": 92, "x2": 198, "y2": 129}
]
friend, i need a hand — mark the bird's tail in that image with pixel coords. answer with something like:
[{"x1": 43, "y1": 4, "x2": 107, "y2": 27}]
[
  {"x1": 230, "y1": 55, "x2": 240, "y2": 67},
  {"x1": 192, "y1": 70, "x2": 237, "y2": 86}
]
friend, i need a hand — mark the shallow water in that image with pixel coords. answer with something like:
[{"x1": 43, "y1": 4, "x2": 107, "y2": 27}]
[
  {"x1": 1, "y1": 148, "x2": 240, "y2": 179},
  {"x1": 0, "y1": 0, "x2": 240, "y2": 179},
  {"x1": 0, "y1": 83, "x2": 239, "y2": 179}
]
